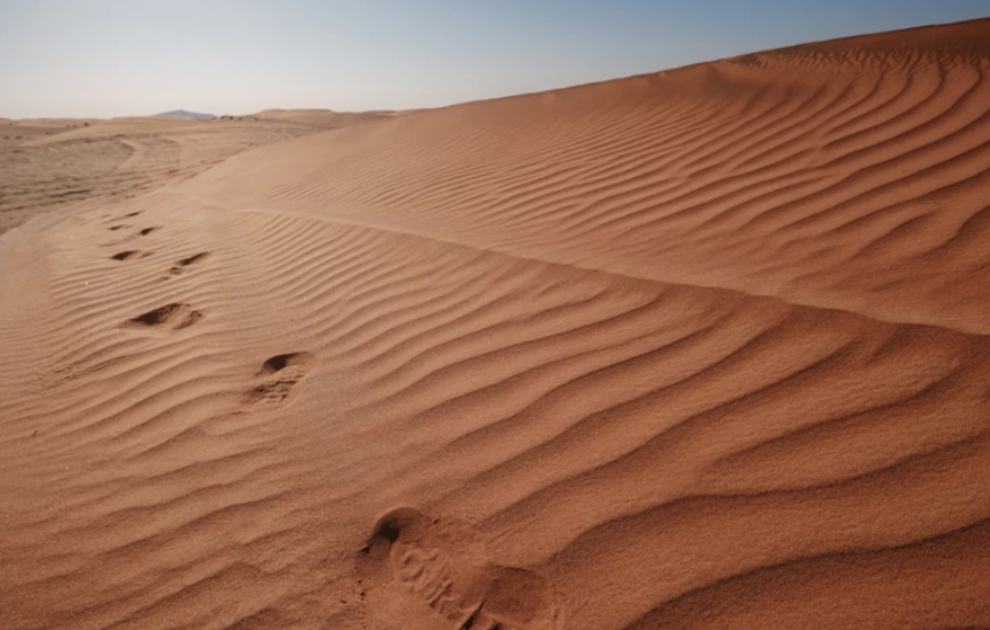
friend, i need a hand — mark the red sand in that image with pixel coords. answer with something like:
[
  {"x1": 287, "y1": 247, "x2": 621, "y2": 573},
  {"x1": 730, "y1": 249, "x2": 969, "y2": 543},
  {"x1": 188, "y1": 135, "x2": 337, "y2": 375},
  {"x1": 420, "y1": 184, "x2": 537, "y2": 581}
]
[{"x1": 2, "y1": 19, "x2": 990, "y2": 630}]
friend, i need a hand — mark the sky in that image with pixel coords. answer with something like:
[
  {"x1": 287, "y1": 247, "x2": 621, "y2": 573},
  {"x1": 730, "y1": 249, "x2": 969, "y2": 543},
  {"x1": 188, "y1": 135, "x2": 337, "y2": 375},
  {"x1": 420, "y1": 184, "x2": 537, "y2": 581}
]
[{"x1": 0, "y1": 0, "x2": 987, "y2": 119}]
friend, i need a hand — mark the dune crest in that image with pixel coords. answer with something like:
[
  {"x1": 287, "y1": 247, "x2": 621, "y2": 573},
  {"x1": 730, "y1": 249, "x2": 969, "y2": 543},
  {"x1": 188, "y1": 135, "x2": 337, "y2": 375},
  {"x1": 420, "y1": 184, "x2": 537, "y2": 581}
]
[{"x1": 2, "y1": 18, "x2": 990, "y2": 630}]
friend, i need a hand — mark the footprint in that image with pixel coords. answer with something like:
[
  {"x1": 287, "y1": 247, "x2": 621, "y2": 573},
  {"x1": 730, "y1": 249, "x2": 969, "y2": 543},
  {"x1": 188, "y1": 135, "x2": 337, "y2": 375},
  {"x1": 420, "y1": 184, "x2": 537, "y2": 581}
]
[
  {"x1": 166, "y1": 252, "x2": 209, "y2": 277},
  {"x1": 177, "y1": 252, "x2": 209, "y2": 267},
  {"x1": 243, "y1": 352, "x2": 316, "y2": 407},
  {"x1": 123, "y1": 302, "x2": 202, "y2": 330},
  {"x1": 112, "y1": 251, "x2": 152, "y2": 261},
  {"x1": 359, "y1": 508, "x2": 561, "y2": 630}
]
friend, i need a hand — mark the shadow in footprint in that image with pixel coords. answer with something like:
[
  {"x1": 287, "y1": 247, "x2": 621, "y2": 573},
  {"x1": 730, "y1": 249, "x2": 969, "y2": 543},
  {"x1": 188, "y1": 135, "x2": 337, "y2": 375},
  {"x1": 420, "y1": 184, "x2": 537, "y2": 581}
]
[
  {"x1": 111, "y1": 251, "x2": 141, "y2": 261},
  {"x1": 166, "y1": 252, "x2": 210, "y2": 278},
  {"x1": 124, "y1": 302, "x2": 201, "y2": 330},
  {"x1": 139, "y1": 227, "x2": 160, "y2": 236},
  {"x1": 358, "y1": 508, "x2": 562, "y2": 630},
  {"x1": 178, "y1": 252, "x2": 209, "y2": 267},
  {"x1": 243, "y1": 352, "x2": 316, "y2": 408}
]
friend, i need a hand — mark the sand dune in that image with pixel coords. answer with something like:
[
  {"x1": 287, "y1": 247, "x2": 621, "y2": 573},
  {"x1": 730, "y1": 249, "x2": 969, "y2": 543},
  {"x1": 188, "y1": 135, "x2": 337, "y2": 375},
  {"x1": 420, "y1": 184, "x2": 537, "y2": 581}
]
[
  {"x1": 190, "y1": 18, "x2": 990, "y2": 335},
  {"x1": 2, "y1": 18, "x2": 990, "y2": 630}
]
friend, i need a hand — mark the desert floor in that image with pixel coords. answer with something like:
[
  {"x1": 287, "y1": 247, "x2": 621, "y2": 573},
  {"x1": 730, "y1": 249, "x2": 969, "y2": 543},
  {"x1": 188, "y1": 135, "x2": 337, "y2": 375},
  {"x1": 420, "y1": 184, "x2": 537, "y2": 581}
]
[{"x1": 2, "y1": 19, "x2": 990, "y2": 630}]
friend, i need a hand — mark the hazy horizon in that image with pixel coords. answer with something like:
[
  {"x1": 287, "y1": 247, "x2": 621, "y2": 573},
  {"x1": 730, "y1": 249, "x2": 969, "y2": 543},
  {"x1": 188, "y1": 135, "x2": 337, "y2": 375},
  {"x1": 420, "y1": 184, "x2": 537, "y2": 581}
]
[{"x1": 1, "y1": 0, "x2": 988, "y2": 119}]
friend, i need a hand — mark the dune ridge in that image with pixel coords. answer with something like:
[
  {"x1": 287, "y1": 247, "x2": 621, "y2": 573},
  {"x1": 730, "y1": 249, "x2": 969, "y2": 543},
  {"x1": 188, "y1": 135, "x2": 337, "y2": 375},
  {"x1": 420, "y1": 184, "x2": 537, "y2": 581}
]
[{"x1": 2, "y1": 18, "x2": 990, "y2": 630}]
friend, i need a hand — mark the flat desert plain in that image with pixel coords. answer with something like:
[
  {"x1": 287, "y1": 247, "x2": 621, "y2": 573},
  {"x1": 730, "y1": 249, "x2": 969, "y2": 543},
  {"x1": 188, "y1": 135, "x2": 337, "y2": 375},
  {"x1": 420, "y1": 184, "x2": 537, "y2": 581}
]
[{"x1": 3, "y1": 18, "x2": 990, "y2": 630}]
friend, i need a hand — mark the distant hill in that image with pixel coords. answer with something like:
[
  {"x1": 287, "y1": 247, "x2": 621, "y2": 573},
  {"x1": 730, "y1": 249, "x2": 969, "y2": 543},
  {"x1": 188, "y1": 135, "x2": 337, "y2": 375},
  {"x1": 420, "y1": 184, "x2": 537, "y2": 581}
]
[{"x1": 155, "y1": 110, "x2": 215, "y2": 120}]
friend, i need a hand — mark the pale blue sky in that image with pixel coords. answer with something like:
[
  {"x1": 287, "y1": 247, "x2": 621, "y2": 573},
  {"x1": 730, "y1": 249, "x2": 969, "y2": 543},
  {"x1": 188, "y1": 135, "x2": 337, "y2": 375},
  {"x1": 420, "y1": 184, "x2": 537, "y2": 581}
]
[{"x1": 1, "y1": 1, "x2": 987, "y2": 118}]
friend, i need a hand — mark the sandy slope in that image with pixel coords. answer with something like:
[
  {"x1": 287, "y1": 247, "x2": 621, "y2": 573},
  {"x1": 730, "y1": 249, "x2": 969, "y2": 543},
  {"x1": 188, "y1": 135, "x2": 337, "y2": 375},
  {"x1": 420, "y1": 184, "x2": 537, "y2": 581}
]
[{"x1": 2, "y1": 19, "x2": 990, "y2": 630}]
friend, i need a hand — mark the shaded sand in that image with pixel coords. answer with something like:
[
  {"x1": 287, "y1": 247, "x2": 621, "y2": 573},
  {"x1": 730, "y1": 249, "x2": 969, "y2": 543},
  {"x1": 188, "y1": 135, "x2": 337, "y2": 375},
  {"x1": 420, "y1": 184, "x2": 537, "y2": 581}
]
[{"x1": 2, "y1": 19, "x2": 990, "y2": 630}]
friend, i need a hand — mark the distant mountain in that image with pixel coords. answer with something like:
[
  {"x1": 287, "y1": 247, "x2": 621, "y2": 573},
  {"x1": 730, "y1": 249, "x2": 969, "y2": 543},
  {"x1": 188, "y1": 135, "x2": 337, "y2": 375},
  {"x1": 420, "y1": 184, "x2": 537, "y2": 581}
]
[{"x1": 154, "y1": 110, "x2": 215, "y2": 120}]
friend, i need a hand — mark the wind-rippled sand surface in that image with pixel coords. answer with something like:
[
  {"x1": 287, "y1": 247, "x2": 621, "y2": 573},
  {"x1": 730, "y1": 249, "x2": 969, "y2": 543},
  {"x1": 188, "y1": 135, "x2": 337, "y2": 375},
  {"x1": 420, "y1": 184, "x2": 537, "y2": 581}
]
[{"x1": 2, "y1": 19, "x2": 990, "y2": 630}]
